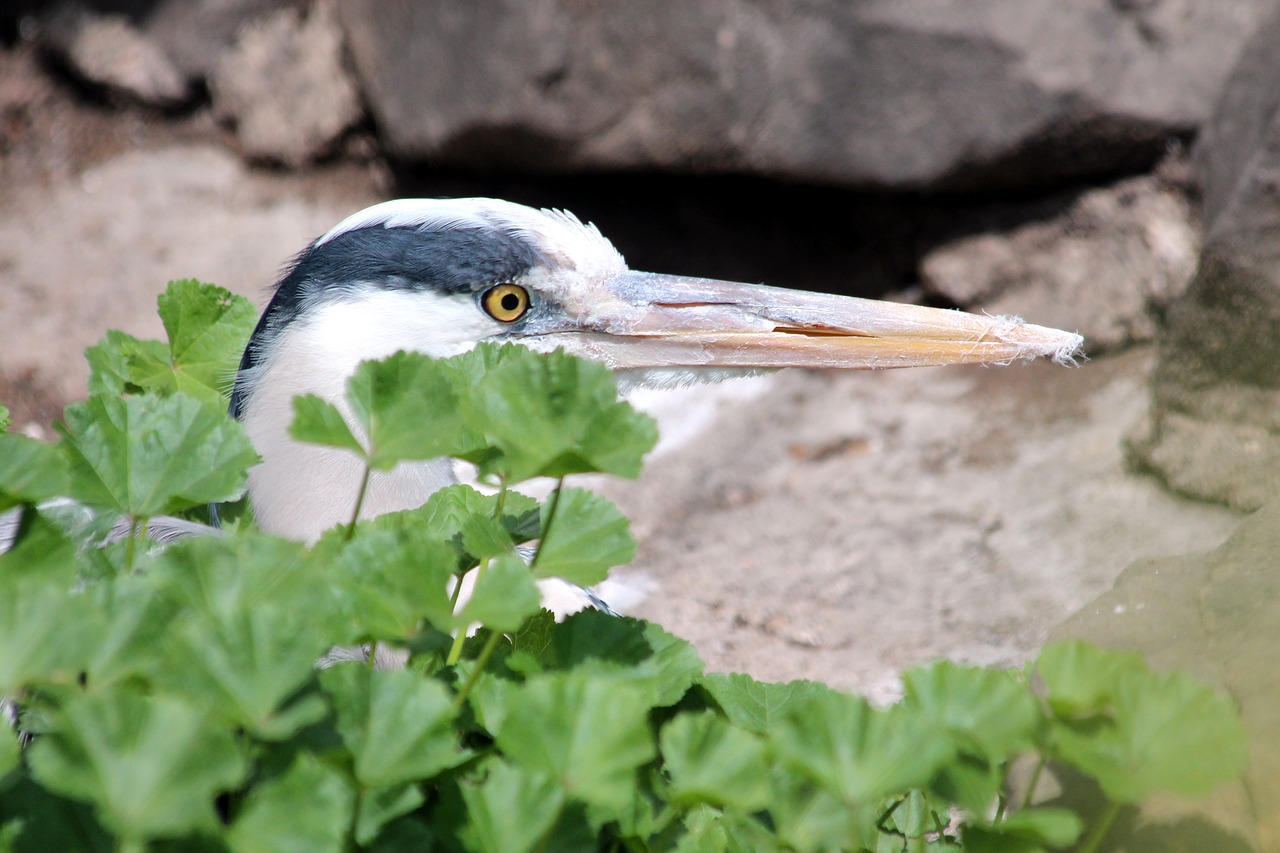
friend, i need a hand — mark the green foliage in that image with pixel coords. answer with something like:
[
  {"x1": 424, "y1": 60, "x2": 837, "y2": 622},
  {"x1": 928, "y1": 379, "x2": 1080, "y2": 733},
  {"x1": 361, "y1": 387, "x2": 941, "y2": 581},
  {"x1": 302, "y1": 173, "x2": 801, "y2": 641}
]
[{"x1": 0, "y1": 283, "x2": 1250, "y2": 852}]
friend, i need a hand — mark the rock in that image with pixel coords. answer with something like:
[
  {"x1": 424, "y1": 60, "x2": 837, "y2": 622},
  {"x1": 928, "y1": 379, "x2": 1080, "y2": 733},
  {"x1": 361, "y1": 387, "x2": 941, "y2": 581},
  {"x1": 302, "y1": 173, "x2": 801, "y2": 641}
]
[
  {"x1": 141, "y1": 0, "x2": 285, "y2": 85},
  {"x1": 335, "y1": 0, "x2": 1270, "y2": 191},
  {"x1": 209, "y1": 0, "x2": 363, "y2": 167},
  {"x1": 41, "y1": 5, "x2": 190, "y2": 107},
  {"x1": 1129, "y1": 1, "x2": 1280, "y2": 511},
  {"x1": 1050, "y1": 502, "x2": 1280, "y2": 852},
  {"x1": 920, "y1": 165, "x2": 1200, "y2": 352}
]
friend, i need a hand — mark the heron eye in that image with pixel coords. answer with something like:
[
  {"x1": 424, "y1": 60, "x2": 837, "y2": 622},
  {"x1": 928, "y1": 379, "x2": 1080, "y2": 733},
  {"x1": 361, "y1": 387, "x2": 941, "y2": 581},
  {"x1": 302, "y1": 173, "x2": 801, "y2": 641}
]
[{"x1": 481, "y1": 283, "x2": 530, "y2": 323}]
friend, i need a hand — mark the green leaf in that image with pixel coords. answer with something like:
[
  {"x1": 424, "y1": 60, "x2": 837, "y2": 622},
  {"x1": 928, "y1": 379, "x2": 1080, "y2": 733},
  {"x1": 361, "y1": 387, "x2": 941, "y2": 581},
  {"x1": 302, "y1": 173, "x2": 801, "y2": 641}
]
[
  {"x1": 457, "y1": 345, "x2": 658, "y2": 481},
  {"x1": 85, "y1": 329, "x2": 155, "y2": 396},
  {"x1": 458, "y1": 553, "x2": 542, "y2": 633},
  {"x1": 26, "y1": 689, "x2": 245, "y2": 841},
  {"x1": 0, "y1": 719, "x2": 18, "y2": 782},
  {"x1": 354, "y1": 784, "x2": 425, "y2": 847},
  {"x1": 700, "y1": 673, "x2": 830, "y2": 735},
  {"x1": 379, "y1": 484, "x2": 540, "y2": 569},
  {"x1": 964, "y1": 808, "x2": 1084, "y2": 853},
  {"x1": 0, "y1": 403, "x2": 9, "y2": 430},
  {"x1": 122, "y1": 281, "x2": 257, "y2": 403},
  {"x1": 150, "y1": 535, "x2": 336, "y2": 738},
  {"x1": 534, "y1": 487, "x2": 635, "y2": 585},
  {"x1": 227, "y1": 752, "x2": 354, "y2": 853},
  {"x1": 322, "y1": 525, "x2": 457, "y2": 639},
  {"x1": 661, "y1": 712, "x2": 770, "y2": 810},
  {"x1": 901, "y1": 661, "x2": 1039, "y2": 758},
  {"x1": 1035, "y1": 640, "x2": 1146, "y2": 718},
  {"x1": 59, "y1": 393, "x2": 259, "y2": 518},
  {"x1": 1049, "y1": 667, "x2": 1248, "y2": 803},
  {"x1": 494, "y1": 672, "x2": 656, "y2": 813},
  {"x1": 457, "y1": 761, "x2": 565, "y2": 853},
  {"x1": 0, "y1": 515, "x2": 99, "y2": 693},
  {"x1": 321, "y1": 665, "x2": 467, "y2": 788},
  {"x1": 348, "y1": 351, "x2": 477, "y2": 469},
  {"x1": 0, "y1": 776, "x2": 114, "y2": 853},
  {"x1": 81, "y1": 574, "x2": 178, "y2": 688},
  {"x1": 525, "y1": 611, "x2": 703, "y2": 707},
  {"x1": 767, "y1": 765, "x2": 876, "y2": 853},
  {"x1": 0, "y1": 435, "x2": 68, "y2": 512},
  {"x1": 289, "y1": 394, "x2": 365, "y2": 458},
  {"x1": 769, "y1": 691, "x2": 954, "y2": 805}
]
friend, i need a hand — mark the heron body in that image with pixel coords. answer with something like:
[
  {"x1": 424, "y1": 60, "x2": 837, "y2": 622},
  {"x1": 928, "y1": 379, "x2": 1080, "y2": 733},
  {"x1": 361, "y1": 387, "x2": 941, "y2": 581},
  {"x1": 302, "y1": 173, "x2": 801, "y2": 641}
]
[{"x1": 230, "y1": 197, "x2": 1083, "y2": 546}]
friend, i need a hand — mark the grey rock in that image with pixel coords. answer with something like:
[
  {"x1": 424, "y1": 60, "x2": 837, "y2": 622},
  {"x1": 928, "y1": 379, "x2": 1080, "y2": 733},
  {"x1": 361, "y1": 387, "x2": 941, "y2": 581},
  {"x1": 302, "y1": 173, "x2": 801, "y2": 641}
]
[
  {"x1": 142, "y1": 0, "x2": 288, "y2": 84},
  {"x1": 1051, "y1": 502, "x2": 1280, "y2": 851},
  {"x1": 42, "y1": 6, "x2": 190, "y2": 107},
  {"x1": 209, "y1": 0, "x2": 363, "y2": 167},
  {"x1": 1130, "y1": 1, "x2": 1280, "y2": 511},
  {"x1": 335, "y1": 0, "x2": 1270, "y2": 191},
  {"x1": 921, "y1": 166, "x2": 1200, "y2": 352}
]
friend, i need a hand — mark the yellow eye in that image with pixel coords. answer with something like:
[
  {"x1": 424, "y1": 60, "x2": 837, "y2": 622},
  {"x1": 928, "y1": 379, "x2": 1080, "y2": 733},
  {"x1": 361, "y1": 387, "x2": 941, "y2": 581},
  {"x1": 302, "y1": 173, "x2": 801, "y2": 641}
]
[{"x1": 481, "y1": 283, "x2": 530, "y2": 323}]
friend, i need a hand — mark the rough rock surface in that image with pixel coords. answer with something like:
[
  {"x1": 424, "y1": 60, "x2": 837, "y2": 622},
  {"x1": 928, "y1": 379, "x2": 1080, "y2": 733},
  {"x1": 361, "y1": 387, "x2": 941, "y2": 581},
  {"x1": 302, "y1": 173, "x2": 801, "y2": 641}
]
[
  {"x1": 210, "y1": 0, "x2": 363, "y2": 167},
  {"x1": 0, "y1": 143, "x2": 378, "y2": 406},
  {"x1": 1051, "y1": 503, "x2": 1280, "y2": 852},
  {"x1": 41, "y1": 7, "x2": 190, "y2": 107},
  {"x1": 921, "y1": 164, "x2": 1200, "y2": 352},
  {"x1": 336, "y1": 0, "x2": 1269, "y2": 190},
  {"x1": 1129, "y1": 2, "x2": 1280, "y2": 511}
]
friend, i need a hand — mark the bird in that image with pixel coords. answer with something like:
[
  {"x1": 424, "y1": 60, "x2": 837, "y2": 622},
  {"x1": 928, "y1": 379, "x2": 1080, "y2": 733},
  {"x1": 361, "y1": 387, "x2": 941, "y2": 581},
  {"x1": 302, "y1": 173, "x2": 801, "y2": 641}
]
[{"x1": 229, "y1": 197, "x2": 1083, "y2": 547}]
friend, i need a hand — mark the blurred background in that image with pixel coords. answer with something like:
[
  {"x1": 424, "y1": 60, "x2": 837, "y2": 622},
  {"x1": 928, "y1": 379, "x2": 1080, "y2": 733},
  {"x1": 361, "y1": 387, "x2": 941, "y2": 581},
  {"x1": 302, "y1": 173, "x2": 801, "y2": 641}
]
[{"x1": 1, "y1": 1, "x2": 1278, "y2": 846}]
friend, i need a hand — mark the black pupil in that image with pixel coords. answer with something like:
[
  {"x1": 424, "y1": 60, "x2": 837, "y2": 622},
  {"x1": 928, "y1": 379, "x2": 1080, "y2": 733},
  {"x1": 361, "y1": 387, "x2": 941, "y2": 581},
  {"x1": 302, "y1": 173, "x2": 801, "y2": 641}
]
[{"x1": 500, "y1": 292, "x2": 521, "y2": 312}]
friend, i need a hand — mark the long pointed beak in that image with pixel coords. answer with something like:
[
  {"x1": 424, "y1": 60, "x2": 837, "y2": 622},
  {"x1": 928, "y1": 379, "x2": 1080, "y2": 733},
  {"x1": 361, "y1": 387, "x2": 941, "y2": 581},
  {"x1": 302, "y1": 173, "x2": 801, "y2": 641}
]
[{"x1": 534, "y1": 271, "x2": 1083, "y2": 371}]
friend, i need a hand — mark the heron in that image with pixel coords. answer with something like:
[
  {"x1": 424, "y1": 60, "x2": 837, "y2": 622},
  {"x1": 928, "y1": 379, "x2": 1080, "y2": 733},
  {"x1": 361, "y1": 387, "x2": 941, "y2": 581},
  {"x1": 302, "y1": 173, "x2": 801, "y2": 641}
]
[
  {"x1": 0, "y1": 197, "x2": 1082, "y2": 721},
  {"x1": 229, "y1": 197, "x2": 1082, "y2": 550}
]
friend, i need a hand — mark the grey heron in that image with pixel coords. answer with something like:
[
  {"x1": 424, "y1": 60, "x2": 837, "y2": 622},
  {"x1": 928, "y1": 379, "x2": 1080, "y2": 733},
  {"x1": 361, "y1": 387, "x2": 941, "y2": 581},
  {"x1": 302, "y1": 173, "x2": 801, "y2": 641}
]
[{"x1": 229, "y1": 197, "x2": 1082, "y2": 548}]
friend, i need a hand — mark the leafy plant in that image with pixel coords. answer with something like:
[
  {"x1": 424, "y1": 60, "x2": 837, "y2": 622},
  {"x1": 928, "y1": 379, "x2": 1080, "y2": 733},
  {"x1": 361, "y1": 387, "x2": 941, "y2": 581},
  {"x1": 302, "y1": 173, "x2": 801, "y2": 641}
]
[{"x1": 0, "y1": 280, "x2": 1249, "y2": 852}]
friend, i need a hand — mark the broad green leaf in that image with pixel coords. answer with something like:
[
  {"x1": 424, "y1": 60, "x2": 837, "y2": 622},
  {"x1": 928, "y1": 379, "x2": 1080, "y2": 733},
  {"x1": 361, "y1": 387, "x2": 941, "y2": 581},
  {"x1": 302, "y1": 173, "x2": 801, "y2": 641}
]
[
  {"x1": 321, "y1": 666, "x2": 467, "y2": 788},
  {"x1": 769, "y1": 691, "x2": 954, "y2": 805},
  {"x1": 0, "y1": 517, "x2": 99, "y2": 692},
  {"x1": 354, "y1": 784, "x2": 425, "y2": 847},
  {"x1": 457, "y1": 761, "x2": 565, "y2": 853},
  {"x1": 27, "y1": 689, "x2": 245, "y2": 840},
  {"x1": 460, "y1": 512, "x2": 516, "y2": 561},
  {"x1": 964, "y1": 808, "x2": 1083, "y2": 853},
  {"x1": 767, "y1": 766, "x2": 878, "y2": 853},
  {"x1": 1049, "y1": 667, "x2": 1248, "y2": 803},
  {"x1": 379, "y1": 484, "x2": 540, "y2": 569},
  {"x1": 495, "y1": 672, "x2": 656, "y2": 813},
  {"x1": 700, "y1": 673, "x2": 830, "y2": 735},
  {"x1": 123, "y1": 281, "x2": 257, "y2": 402},
  {"x1": 289, "y1": 394, "x2": 365, "y2": 457},
  {"x1": 0, "y1": 403, "x2": 9, "y2": 430},
  {"x1": 0, "y1": 720, "x2": 18, "y2": 781},
  {"x1": 672, "y1": 805, "x2": 729, "y2": 853},
  {"x1": 347, "y1": 351, "x2": 478, "y2": 469},
  {"x1": 457, "y1": 346, "x2": 658, "y2": 481},
  {"x1": 661, "y1": 712, "x2": 770, "y2": 810},
  {"x1": 59, "y1": 393, "x2": 259, "y2": 518},
  {"x1": 150, "y1": 535, "x2": 335, "y2": 738},
  {"x1": 85, "y1": 329, "x2": 156, "y2": 396},
  {"x1": 227, "y1": 752, "x2": 354, "y2": 853},
  {"x1": 901, "y1": 661, "x2": 1039, "y2": 758},
  {"x1": 0, "y1": 777, "x2": 113, "y2": 853},
  {"x1": 458, "y1": 553, "x2": 542, "y2": 633},
  {"x1": 322, "y1": 526, "x2": 457, "y2": 638},
  {"x1": 1035, "y1": 640, "x2": 1146, "y2": 718},
  {"x1": 0, "y1": 434, "x2": 68, "y2": 512},
  {"x1": 525, "y1": 611, "x2": 703, "y2": 707},
  {"x1": 82, "y1": 574, "x2": 178, "y2": 688},
  {"x1": 533, "y1": 487, "x2": 635, "y2": 585}
]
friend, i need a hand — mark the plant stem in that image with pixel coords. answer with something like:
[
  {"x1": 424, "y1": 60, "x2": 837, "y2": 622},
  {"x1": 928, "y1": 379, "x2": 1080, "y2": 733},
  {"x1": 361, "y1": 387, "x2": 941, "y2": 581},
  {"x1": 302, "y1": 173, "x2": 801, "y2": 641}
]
[
  {"x1": 344, "y1": 463, "x2": 372, "y2": 542},
  {"x1": 450, "y1": 629, "x2": 503, "y2": 712},
  {"x1": 1019, "y1": 756, "x2": 1046, "y2": 811},
  {"x1": 1077, "y1": 802, "x2": 1122, "y2": 853},
  {"x1": 530, "y1": 477, "x2": 567, "y2": 570},
  {"x1": 446, "y1": 557, "x2": 489, "y2": 666}
]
